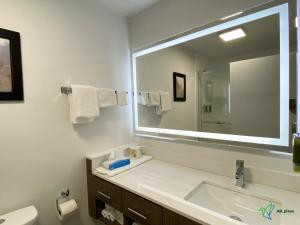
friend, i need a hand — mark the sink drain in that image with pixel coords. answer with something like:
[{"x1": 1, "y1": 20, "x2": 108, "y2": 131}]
[
  {"x1": 0, "y1": 219, "x2": 5, "y2": 224},
  {"x1": 230, "y1": 215, "x2": 242, "y2": 222}
]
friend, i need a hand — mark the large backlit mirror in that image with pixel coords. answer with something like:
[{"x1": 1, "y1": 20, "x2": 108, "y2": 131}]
[{"x1": 132, "y1": 0, "x2": 297, "y2": 150}]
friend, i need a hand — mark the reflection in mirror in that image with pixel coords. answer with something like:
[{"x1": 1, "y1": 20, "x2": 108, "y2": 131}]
[{"x1": 133, "y1": 1, "x2": 297, "y2": 148}]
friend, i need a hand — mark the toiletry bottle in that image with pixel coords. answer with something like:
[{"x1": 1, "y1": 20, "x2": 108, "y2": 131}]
[
  {"x1": 292, "y1": 122, "x2": 297, "y2": 134},
  {"x1": 293, "y1": 133, "x2": 300, "y2": 173}
]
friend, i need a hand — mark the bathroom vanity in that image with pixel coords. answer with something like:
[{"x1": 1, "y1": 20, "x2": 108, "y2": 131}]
[
  {"x1": 86, "y1": 158, "x2": 204, "y2": 225},
  {"x1": 86, "y1": 154, "x2": 300, "y2": 225}
]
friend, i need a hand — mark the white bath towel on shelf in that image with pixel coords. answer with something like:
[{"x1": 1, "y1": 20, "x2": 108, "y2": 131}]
[
  {"x1": 101, "y1": 209, "x2": 109, "y2": 219},
  {"x1": 97, "y1": 88, "x2": 118, "y2": 108},
  {"x1": 116, "y1": 91, "x2": 128, "y2": 106},
  {"x1": 132, "y1": 222, "x2": 142, "y2": 225},
  {"x1": 115, "y1": 210, "x2": 124, "y2": 225},
  {"x1": 68, "y1": 85, "x2": 99, "y2": 124},
  {"x1": 156, "y1": 91, "x2": 172, "y2": 115},
  {"x1": 148, "y1": 92, "x2": 160, "y2": 106},
  {"x1": 138, "y1": 92, "x2": 150, "y2": 106},
  {"x1": 104, "y1": 204, "x2": 119, "y2": 222}
]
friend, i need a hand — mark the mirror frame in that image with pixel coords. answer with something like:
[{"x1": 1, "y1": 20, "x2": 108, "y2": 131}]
[
  {"x1": 132, "y1": 3, "x2": 290, "y2": 146},
  {"x1": 297, "y1": 0, "x2": 300, "y2": 134}
]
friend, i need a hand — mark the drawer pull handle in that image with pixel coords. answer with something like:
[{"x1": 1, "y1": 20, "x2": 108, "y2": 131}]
[
  {"x1": 128, "y1": 208, "x2": 147, "y2": 220},
  {"x1": 97, "y1": 191, "x2": 111, "y2": 200}
]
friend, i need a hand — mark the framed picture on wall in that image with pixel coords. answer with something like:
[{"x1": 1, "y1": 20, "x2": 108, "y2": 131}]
[
  {"x1": 173, "y1": 72, "x2": 186, "y2": 101},
  {"x1": 0, "y1": 28, "x2": 23, "y2": 101}
]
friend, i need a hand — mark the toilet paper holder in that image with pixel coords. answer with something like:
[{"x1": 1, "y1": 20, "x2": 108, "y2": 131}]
[{"x1": 56, "y1": 189, "x2": 77, "y2": 217}]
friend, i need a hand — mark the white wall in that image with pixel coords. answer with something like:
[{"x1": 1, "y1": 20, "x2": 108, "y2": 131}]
[
  {"x1": 129, "y1": 0, "x2": 273, "y2": 50},
  {"x1": 137, "y1": 45, "x2": 199, "y2": 131},
  {"x1": 129, "y1": 0, "x2": 300, "y2": 192},
  {"x1": 230, "y1": 55, "x2": 280, "y2": 138},
  {"x1": 0, "y1": 1, "x2": 133, "y2": 225}
]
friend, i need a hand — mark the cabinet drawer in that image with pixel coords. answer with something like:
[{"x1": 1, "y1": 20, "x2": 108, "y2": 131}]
[
  {"x1": 92, "y1": 177, "x2": 122, "y2": 211},
  {"x1": 178, "y1": 215, "x2": 203, "y2": 225},
  {"x1": 122, "y1": 190, "x2": 162, "y2": 225},
  {"x1": 163, "y1": 208, "x2": 204, "y2": 225}
]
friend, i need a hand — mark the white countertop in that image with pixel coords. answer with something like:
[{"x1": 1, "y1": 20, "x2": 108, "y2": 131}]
[{"x1": 93, "y1": 159, "x2": 300, "y2": 225}]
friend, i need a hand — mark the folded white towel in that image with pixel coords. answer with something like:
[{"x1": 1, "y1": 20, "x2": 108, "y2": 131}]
[
  {"x1": 104, "y1": 204, "x2": 123, "y2": 224},
  {"x1": 105, "y1": 204, "x2": 117, "y2": 222},
  {"x1": 156, "y1": 91, "x2": 172, "y2": 115},
  {"x1": 115, "y1": 210, "x2": 124, "y2": 225},
  {"x1": 101, "y1": 209, "x2": 109, "y2": 219},
  {"x1": 68, "y1": 85, "x2": 99, "y2": 124},
  {"x1": 116, "y1": 91, "x2": 128, "y2": 106},
  {"x1": 148, "y1": 92, "x2": 160, "y2": 106},
  {"x1": 138, "y1": 92, "x2": 150, "y2": 106},
  {"x1": 132, "y1": 222, "x2": 142, "y2": 225},
  {"x1": 97, "y1": 88, "x2": 118, "y2": 108}
]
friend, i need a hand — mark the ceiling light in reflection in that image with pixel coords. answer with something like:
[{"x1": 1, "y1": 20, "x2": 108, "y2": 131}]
[{"x1": 219, "y1": 28, "x2": 246, "y2": 42}]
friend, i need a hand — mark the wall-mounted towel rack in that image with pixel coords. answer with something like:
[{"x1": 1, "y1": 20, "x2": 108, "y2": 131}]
[{"x1": 61, "y1": 86, "x2": 128, "y2": 95}]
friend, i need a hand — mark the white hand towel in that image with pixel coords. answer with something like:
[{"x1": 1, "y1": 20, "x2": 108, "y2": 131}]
[
  {"x1": 138, "y1": 92, "x2": 150, "y2": 106},
  {"x1": 156, "y1": 91, "x2": 172, "y2": 115},
  {"x1": 116, "y1": 91, "x2": 128, "y2": 106},
  {"x1": 68, "y1": 85, "x2": 99, "y2": 124},
  {"x1": 97, "y1": 88, "x2": 118, "y2": 108},
  {"x1": 115, "y1": 210, "x2": 124, "y2": 225},
  {"x1": 148, "y1": 92, "x2": 160, "y2": 106}
]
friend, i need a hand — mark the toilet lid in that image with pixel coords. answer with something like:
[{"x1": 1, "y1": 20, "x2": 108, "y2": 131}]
[{"x1": 0, "y1": 206, "x2": 38, "y2": 225}]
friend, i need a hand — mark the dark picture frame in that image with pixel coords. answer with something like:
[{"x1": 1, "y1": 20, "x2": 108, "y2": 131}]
[
  {"x1": 173, "y1": 72, "x2": 186, "y2": 102},
  {"x1": 0, "y1": 28, "x2": 23, "y2": 101}
]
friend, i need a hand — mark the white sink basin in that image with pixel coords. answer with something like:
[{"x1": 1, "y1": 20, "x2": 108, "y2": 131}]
[{"x1": 185, "y1": 182, "x2": 281, "y2": 225}]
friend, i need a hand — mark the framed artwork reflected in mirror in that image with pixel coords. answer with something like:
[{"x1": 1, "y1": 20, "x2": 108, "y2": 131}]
[{"x1": 173, "y1": 72, "x2": 186, "y2": 102}]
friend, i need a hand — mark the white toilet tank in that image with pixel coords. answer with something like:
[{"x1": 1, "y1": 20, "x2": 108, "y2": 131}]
[{"x1": 0, "y1": 206, "x2": 38, "y2": 225}]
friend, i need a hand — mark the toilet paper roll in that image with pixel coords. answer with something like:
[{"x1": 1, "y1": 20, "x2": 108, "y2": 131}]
[{"x1": 57, "y1": 199, "x2": 77, "y2": 221}]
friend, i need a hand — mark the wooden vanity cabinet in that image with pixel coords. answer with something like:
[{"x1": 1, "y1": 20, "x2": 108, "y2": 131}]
[
  {"x1": 93, "y1": 176, "x2": 122, "y2": 211},
  {"x1": 122, "y1": 190, "x2": 162, "y2": 225},
  {"x1": 163, "y1": 209, "x2": 205, "y2": 225},
  {"x1": 86, "y1": 159, "x2": 205, "y2": 225}
]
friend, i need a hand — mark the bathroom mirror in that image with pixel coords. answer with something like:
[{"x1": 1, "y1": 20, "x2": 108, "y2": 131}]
[{"x1": 132, "y1": 0, "x2": 297, "y2": 147}]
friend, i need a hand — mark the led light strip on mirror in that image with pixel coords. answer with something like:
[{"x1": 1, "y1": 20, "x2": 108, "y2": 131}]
[{"x1": 132, "y1": 3, "x2": 290, "y2": 146}]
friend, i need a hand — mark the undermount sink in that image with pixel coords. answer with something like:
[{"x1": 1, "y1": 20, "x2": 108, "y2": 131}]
[{"x1": 185, "y1": 181, "x2": 281, "y2": 225}]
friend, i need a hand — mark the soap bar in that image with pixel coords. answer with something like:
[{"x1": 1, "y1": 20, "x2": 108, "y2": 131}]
[{"x1": 108, "y1": 158, "x2": 131, "y2": 170}]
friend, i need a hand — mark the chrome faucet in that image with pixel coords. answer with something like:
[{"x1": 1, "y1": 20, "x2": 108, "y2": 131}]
[{"x1": 235, "y1": 160, "x2": 245, "y2": 187}]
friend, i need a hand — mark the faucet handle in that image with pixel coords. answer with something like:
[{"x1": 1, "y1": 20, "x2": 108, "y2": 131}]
[{"x1": 236, "y1": 160, "x2": 244, "y2": 167}]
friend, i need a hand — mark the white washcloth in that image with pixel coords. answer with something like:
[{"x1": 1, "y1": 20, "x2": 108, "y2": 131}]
[
  {"x1": 148, "y1": 92, "x2": 160, "y2": 106},
  {"x1": 97, "y1": 88, "x2": 117, "y2": 108},
  {"x1": 138, "y1": 92, "x2": 150, "y2": 106},
  {"x1": 68, "y1": 85, "x2": 99, "y2": 124},
  {"x1": 156, "y1": 91, "x2": 172, "y2": 115},
  {"x1": 116, "y1": 91, "x2": 128, "y2": 106}
]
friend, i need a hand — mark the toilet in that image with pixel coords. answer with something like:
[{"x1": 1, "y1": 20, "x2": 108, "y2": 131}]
[{"x1": 0, "y1": 206, "x2": 38, "y2": 225}]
